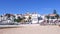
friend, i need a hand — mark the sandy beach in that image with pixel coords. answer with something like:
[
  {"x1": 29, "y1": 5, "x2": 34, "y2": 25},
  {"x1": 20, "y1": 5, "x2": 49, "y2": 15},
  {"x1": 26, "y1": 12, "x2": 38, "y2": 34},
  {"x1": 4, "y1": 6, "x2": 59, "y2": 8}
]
[{"x1": 0, "y1": 25, "x2": 60, "y2": 34}]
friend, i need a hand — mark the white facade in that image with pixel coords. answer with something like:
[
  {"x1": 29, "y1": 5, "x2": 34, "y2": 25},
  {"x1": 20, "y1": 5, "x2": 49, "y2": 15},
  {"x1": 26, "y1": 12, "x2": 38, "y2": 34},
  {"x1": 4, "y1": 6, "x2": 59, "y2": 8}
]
[
  {"x1": 14, "y1": 14, "x2": 18, "y2": 19},
  {"x1": 0, "y1": 16, "x2": 2, "y2": 21},
  {"x1": 24, "y1": 14, "x2": 31, "y2": 21},
  {"x1": 0, "y1": 13, "x2": 45, "y2": 24},
  {"x1": 38, "y1": 15, "x2": 46, "y2": 23},
  {"x1": 31, "y1": 13, "x2": 40, "y2": 24},
  {"x1": 0, "y1": 16, "x2": 7, "y2": 21},
  {"x1": 24, "y1": 15, "x2": 29, "y2": 21},
  {"x1": 31, "y1": 13, "x2": 46, "y2": 24}
]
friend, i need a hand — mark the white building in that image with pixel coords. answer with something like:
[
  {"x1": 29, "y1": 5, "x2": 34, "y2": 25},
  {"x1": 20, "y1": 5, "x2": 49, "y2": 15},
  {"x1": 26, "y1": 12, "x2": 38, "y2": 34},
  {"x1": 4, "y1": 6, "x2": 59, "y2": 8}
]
[
  {"x1": 24, "y1": 13, "x2": 31, "y2": 22},
  {"x1": 0, "y1": 14, "x2": 15, "y2": 23},
  {"x1": 0, "y1": 15, "x2": 7, "y2": 21},
  {"x1": 0, "y1": 16, "x2": 2, "y2": 21},
  {"x1": 38, "y1": 15, "x2": 45, "y2": 24},
  {"x1": 31, "y1": 12, "x2": 46, "y2": 24},
  {"x1": 31, "y1": 13, "x2": 40, "y2": 24}
]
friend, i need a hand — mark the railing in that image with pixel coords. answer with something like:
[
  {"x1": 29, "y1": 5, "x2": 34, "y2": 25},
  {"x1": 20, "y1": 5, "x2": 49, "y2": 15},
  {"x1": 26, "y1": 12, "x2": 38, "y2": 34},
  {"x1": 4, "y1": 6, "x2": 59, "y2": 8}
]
[{"x1": 40, "y1": 19, "x2": 60, "y2": 25}]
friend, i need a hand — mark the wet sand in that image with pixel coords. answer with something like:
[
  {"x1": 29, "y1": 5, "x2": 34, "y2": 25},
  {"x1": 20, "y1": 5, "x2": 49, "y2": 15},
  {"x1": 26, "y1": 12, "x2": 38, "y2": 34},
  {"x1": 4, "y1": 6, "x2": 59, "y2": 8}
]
[{"x1": 0, "y1": 25, "x2": 60, "y2": 34}]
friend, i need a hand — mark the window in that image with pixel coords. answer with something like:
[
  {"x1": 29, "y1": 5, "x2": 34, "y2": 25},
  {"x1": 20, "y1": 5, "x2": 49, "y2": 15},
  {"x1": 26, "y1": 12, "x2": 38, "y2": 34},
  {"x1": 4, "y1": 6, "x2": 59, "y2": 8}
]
[
  {"x1": 38, "y1": 17, "x2": 42, "y2": 20},
  {"x1": 50, "y1": 16, "x2": 55, "y2": 19}
]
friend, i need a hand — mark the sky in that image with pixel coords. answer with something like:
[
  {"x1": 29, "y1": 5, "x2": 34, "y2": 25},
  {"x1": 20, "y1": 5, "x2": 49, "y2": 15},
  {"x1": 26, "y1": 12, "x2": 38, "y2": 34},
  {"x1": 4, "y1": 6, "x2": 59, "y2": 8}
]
[{"x1": 0, "y1": 0, "x2": 60, "y2": 15}]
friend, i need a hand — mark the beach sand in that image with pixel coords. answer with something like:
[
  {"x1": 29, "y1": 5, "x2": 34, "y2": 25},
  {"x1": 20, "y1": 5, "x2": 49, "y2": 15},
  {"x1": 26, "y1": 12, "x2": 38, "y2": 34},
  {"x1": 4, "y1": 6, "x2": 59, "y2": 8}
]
[{"x1": 0, "y1": 25, "x2": 60, "y2": 34}]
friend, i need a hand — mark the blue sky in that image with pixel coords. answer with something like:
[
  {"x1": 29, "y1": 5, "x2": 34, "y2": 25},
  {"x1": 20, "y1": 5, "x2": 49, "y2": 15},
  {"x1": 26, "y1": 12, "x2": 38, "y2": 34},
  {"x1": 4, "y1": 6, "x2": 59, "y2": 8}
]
[{"x1": 0, "y1": 0, "x2": 60, "y2": 15}]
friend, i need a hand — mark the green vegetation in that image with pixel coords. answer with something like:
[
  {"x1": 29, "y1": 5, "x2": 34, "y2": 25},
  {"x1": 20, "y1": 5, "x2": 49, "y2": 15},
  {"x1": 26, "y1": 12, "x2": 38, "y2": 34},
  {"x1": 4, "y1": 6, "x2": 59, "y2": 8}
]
[
  {"x1": 29, "y1": 16, "x2": 31, "y2": 19},
  {"x1": 28, "y1": 16, "x2": 31, "y2": 22},
  {"x1": 14, "y1": 17, "x2": 23, "y2": 22}
]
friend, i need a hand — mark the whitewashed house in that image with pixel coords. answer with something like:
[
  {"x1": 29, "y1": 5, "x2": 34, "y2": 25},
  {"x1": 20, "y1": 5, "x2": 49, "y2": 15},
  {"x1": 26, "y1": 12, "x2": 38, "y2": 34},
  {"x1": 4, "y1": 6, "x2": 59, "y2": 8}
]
[
  {"x1": 0, "y1": 15, "x2": 7, "y2": 21},
  {"x1": 0, "y1": 16, "x2": 2, "y2": 21},
  {"x1": 31, "y1": 13, "x2": 40, "y2": 24},
  {"x1": 24, "y1": 13, "x2": 31, "y2": 22},
  {"x1": 38, "y1": 15, "x2": 45, "y2": 24},
  {"x1": 0, "y1": 14, "x2": 15, "y2": 23},
  {"x1": 31, "y1": 12, "x2": 46, "y2": 24}
]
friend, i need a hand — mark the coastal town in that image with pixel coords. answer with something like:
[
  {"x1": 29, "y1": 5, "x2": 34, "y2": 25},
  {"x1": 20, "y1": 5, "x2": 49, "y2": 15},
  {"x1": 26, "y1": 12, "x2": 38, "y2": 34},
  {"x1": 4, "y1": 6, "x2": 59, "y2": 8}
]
[
  {"x1": 0, "y1": 10, "x2": 60, "y2": 25},
  {"x1": 0, "y1": 0, "x2": 60, "y2": 34}
]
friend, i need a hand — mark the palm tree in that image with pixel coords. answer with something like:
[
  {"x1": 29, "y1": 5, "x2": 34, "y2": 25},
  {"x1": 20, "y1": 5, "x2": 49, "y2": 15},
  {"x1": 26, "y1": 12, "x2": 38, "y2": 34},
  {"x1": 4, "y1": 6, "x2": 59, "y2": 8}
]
[{"x1": 53, "y1": 9, "x2": 57, "y2": 14}]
